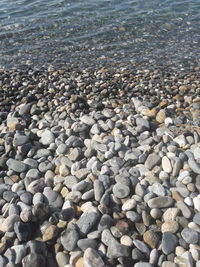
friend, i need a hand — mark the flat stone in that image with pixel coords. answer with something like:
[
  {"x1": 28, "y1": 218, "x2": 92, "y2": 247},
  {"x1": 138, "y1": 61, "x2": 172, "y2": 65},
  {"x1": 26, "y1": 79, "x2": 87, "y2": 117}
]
[
  {"x1": 149, "y1": 182, "x2": 165, "y2": 196},
  {"x1": 77, "y1": 239, "x2": 97, "y2": 251},
  {"x1": 162, "y1": 232, "x2": 178, "y2": 254},
  {"x1": 6, "y1": 159, "x2": 28, "y2": 173},
  {"x1": 14, "y1": 221, "x2": 31, "y2": 242},
  {"x1": 162, "y1": 262, "x2": 178, "y2": 267},
  {"x1": 193, "y1": 197, "x2": 200, "y2": 211},
  {"x1": 162, "y1": 156, "x2": 172, "y2": 173},
  {"x1": 56, "y1": 252, "x2": 69, "y2": 267},
  {"x1": 148, "y1": 196, "x2": 174, "y2": 208},
  {"x1": 161, "y1": 221, "x2": 179, "y2": 233},
  {"x1": 134, "y1": 263, "x2": 154, "y2": 267},
  {"x1": 40, "y1": 130, "x2": 55, "y2": 146},
  {"x1": 77, "y1": 212, "x2": 100, "y2": 235},
  {"x1": 176, "y1": 201, "x2": 192, "y2": 219},
  {"x1": 193, "y1": 213, "x2": 200, "y2": 226},
  {"x1": 61, "y1": 228, "x2": 79, "y2": 251},
  {"x1": 133, "y1": 240, "x2": 150, "y2": 255},
  {"x1": 22, "y1": 253, "x2": 46, "y2": 267},
  {"x1": 181, "y1": 228, "x2": 199, "y2": 244},
  {"x1": 43, "y1": 187, "x2": 63, "y2": 209},
  {"x1": 1, "y1": 215, "x2": 20, "y2": 232},
  {"x1": 4, "y1": 244, "x2": 26, "y2": 265},
  {"x1": 7, "y1": 117, "x2": 20, "y2": 131},
  {"x1": 42, "y1": 225, "x2": 58, "y2": 242},
  {"x1": 113, "y1": 183, "x2": 130, "y2": 199},
  {"x1": 145, "y1": 153, "x2": 161, "y2": 169},
  {"x1": 83, "y1": 248, "x2": 104, "y2": 267},
  {"x1": 143, "y1": 229, "x2": 160, "y2": 248},
  {"x1": 122, "y1": 199, "x2": 137, "y2": 211}
]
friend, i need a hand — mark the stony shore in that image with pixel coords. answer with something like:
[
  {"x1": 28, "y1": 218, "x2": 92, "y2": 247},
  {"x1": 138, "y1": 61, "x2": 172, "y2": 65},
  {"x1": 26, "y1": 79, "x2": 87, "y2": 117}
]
[{"x1": 0, "y1": 65, "x2": 200, "y2": 267}]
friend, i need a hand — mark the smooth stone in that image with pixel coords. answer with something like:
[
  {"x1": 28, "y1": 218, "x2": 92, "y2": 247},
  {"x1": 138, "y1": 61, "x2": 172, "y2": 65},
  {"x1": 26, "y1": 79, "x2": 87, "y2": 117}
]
[
  {"x1": 162, "y1": 156, "x2": 172, "y2": 173},
  {"x1": 181, "y1": 228, "x2": 199, "y2": 244},
  {"x1": 4, "y1": 244, "x2": 26, "y2": 265},
  {"x1": 27, "y1": 179, "x2": 45, "y2": 194},
  {"x1": 133, "y1": 240, "x2": 150, "y2": 255},
  {"x1": 22, "y1": 253, "x2": 46, "y2": 267},
  {"x1": 134, "y1": 263, "x2": 154, "y2": 267},
  {"x1": 56, "y1": 252, "x2": 69, "y2": 267},
  {"x1": 174, "y1": 251, "x2": 193, "y2": 267},
  {"x1": 176, "y1": 201, "x2": 192, "y2": 219},
  {"x1": 162, "y1": 262, "x2": 178, "y2": 267},
  {"x1": 43, "y1": 187, "x2": 63, "y2": 209},
  {"x1": 83, "y1": 248, "x2": 104, "y2": 267},
  {"x1": 143, "y1": 229, "x2": 160, "y2": 248},
  {"x1": 1, "y1": 215, "x2": 20, "y2": 232},
  {"x1": 161, "y1": 221, "x2": 179, "y2": 233},
  {"x1": 126, "y1": 211, "x2": 140, "y2": 222},
  {"x1": 122, "y1": 199, "x2": 137, "y2": 211},
  {"x1": 149, "y1": 183, "x2": 165, "y2": 196},
  {"x1": 145, "y1": 153, "x2": 161, "y2": 169},
  {"x1": 113, "y1": 183, "x2": 130, "y2": 199},
  {"x1": 148, "y1": 196, "x2": 174, "y2": 208},
  {"x1": 61, "y1": 228, "x2": 79, "y2": 251},
  {"x1": 26, "y1": 169, "x2": 41, "y2": 179},
  {"x1": 77, "y1": 239, "x2": 97, "y2": 251},
  {"x1": 149, "y1": 248, "x2": 159, "y2": 264},
  {"x1": 193, "y1": 213, "x2": 200, "y2": 226},
  {"x1": 162, "y1": 232, "x2": 178, "y2": 254},
  {"x1": 14, "y1": 221, "x2": 31, "y2": 242},
  {"x1": 193, "y1": 197, "x2": 200, "y2": 211},
  {"x1": 40, "y1": 130, "x2": 55, "y2": 146},
  {"x1": 120, "y1": 235, "x2": 133, "y2": 247},
  {"x1": 93, "y1": 180, "x2": 104, "y2": 202},
  {"x1": 76, "y1": 212, "x2": 100, "y2": 235},
  {"x1": 42, "y1": 225, "x2": 58, "y2": 242},
  {"x1": 6, "y1": 159, "x2": 28, "y2": 173}
]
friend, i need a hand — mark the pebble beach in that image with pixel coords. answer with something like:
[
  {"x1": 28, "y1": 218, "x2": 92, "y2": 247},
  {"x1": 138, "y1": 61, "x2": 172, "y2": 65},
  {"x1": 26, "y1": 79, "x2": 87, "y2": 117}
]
[{"x1": 0, "y1": 65, "x2": 200, "y2": 267}]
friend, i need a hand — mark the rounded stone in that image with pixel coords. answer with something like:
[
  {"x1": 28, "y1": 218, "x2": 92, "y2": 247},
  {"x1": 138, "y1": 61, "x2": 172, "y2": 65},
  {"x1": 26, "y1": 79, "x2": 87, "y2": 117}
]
[{"x1": 113, "y1": 183, "x2": 130, "y2": 199}]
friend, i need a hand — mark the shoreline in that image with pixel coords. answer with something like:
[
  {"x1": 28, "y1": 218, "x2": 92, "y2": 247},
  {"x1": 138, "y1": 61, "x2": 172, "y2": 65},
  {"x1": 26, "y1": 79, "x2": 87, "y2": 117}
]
[{"x1": 0, "y1": 64, "x2": 200, "y2": 266}]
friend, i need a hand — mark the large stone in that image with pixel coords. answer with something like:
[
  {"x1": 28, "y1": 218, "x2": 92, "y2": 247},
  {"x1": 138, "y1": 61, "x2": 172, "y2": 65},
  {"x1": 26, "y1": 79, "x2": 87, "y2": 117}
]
[
  {"x1": 61, "y1": 228, "x2": 79, "y2": 251},
  {"x1": 145, "y1": 153, "x2": 161, "y2": 169},
  {"x1": 84, "y1": 248, "x2": 104, "y2": 267},
  {"x1": 40, "y1": 130, "x2": 55, "y2": 146},
  {"x1": 181, "y1": 228, "x2": 199, "y2": 244},
  {"x1": 77, "y1": 212, "x2": 100, "y2": 235},
  {"x1": 162, "y1": 232, "x2": 178, "y2": 254},
  {"x1": 148, "y1": 196, "x2": 174, "y2": 208},
  {"x1": 6, "y1": 159, "x2": 28, "y2": 173}
]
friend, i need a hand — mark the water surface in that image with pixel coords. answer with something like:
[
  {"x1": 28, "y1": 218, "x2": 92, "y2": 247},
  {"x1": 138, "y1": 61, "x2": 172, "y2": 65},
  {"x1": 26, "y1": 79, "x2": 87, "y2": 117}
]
[{"x1": 0, "y1": 0, "x2": 200, "y2": 69}]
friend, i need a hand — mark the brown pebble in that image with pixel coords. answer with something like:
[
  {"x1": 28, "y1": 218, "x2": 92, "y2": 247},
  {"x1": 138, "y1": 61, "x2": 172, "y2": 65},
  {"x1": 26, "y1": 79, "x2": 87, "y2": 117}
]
[
  {"x1": 172, "y1": 191, "x2": 183, "y2": 201},
  {"x1": 143, "y1": 229, "x2": 160, "y2": 248}
]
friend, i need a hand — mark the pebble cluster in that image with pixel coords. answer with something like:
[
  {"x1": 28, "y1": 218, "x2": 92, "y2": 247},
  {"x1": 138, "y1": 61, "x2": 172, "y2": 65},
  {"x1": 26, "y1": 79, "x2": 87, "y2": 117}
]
[{"x1": 0, "y1": 66, "x2": 200, "y2": 267}]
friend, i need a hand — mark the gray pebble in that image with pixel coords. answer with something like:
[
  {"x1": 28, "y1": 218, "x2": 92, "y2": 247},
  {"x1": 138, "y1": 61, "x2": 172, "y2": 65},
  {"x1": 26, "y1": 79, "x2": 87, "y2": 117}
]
[
  {"x1": 181, "y1": 227, "x2": 199, "y2": 244},
  {"x1": 113, "y1": 183, "x2": 130, "y2": 198},
  {"x1": 162, "y1": 232, "x2": 178, "y2": 254}
]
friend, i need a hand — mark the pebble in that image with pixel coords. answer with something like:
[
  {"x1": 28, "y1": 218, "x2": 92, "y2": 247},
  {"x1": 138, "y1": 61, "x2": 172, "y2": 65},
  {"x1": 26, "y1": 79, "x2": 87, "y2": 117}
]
[
  {"x1": 145, "y1": 153, "x2": 161, "y2": 169},
  {"x1": 162, "y1": 232, "x2": 178, "y2": 254},
  {"x1": 40, "y1": 129, "x2": 55, "y2": 145},
  {"x1": 162, "y1": 156, "x2": 172, "y2": 173},
  {"x1": 6, "y1": 159, "x2": 28, "y2": 173},
  {"x1": 148, "y1": 196, "x2": 174, "y2": 208},
  {"x1": 83, "y1": 248, "x2": 104, "y2": 267},
  {"x1": 181, "y1": 228, "x2": 199, "y2": 244},
  {"x1": 61, "y1": 227, "x2": 79, "y2": 251},
  {"x1": 1, "y1": 67, "x2": 200, "y2": 266},
  {"x1": 113, "y1": 183, "x2": 130, "y2": 198}
]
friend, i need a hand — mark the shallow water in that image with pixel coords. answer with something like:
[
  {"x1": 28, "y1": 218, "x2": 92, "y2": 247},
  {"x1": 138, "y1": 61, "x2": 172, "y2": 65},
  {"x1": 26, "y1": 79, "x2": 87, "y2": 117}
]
[{"x1": 0, "y1": 0, "x2": 200, "y2": 69}]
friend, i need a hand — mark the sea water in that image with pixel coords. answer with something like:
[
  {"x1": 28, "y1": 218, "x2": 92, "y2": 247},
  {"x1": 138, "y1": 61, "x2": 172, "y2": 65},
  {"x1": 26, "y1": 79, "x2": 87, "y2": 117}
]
[{"x1": 0, "y1": 0, "x2": 200, "y2": 69}]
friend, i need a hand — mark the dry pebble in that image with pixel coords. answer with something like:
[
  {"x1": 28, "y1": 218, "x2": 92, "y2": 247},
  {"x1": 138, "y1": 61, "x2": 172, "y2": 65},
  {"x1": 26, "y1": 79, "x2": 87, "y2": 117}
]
[{"x1": 1, "y1": 66, "x2": 200, "y2": 266}]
